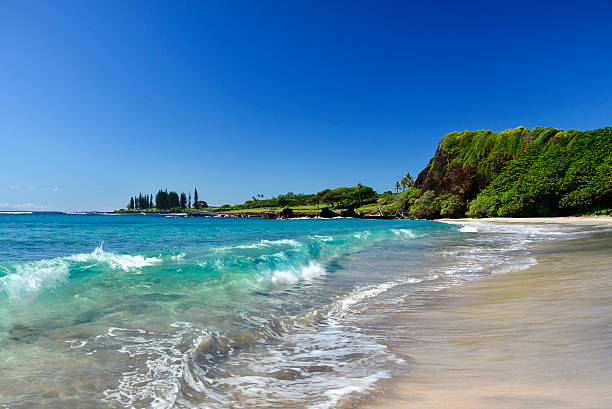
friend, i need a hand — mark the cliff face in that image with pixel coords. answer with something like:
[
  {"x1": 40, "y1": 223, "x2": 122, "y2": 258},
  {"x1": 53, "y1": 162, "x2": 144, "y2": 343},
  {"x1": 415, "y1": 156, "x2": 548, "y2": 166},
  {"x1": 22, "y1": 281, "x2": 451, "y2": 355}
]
[
  {"x1": 414, "y1": 145, "x2": 489, "y2": 203},
  {"x1": 412, "y1": 126, "x2": 612, "y2": 218},
  {"x1": 414, "y1": 126, "x2": 561, "y2": 203}
]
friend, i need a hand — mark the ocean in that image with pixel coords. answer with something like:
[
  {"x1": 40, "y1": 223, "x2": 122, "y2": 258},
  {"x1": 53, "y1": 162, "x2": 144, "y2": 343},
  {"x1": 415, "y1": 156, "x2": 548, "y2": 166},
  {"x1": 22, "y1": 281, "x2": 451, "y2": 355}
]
[{"x1": 0, "y1": 212, "x2": 599, "y2": 408}]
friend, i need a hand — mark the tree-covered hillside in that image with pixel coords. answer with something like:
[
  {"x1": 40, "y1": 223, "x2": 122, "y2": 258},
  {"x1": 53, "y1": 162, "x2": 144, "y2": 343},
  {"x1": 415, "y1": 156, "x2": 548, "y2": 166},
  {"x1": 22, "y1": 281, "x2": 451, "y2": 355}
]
[{"x1": 413, "y1": 126, "x2": 612, "y2": 218}]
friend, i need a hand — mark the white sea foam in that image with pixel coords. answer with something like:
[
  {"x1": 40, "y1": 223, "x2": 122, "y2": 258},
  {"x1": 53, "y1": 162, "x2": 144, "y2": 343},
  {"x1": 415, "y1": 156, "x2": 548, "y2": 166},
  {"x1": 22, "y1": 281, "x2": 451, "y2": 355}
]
[
  {"x1": 441, "y1": 220, "x2": 578, "y2": 237},
  {"x1": 169, "y1": 253, "x2": 186, "y2": 261},
  {"x1": 494, "y1": 256, "x2": 537, "y2": 274},
  {"x1": 391, "y1": 228, "x2": 417, "y2": 238},
  {"x1": 0, "y1": 245, "x2": 167, "y2": 303},
  {"x1": 194, "y1": 317, "x2": 399, "y2": 409},
  {"x1": 312, "y1": 235, "x2": 334, "y2": 241},
  {"x1": 102, "y1": 322, "x2": 209, "y2": 409},
  {"x1": 0, "y1": 258, "x2": 70, "y2": 302},
  {"x1": 0, "y1": 211, "x2": 33, "y2": 215},
  {"x1": 216, "y1": 238, "x2": 303, "y2": 251},
  {"x1": 270, "y1": 261, "x2": 326, "y2": 284},
  {"x1": 353, "y1": 231, "x2": 371, "y2": 239},
  {"x1": 260, "y1": 238, "x2": 301, "y2": 246},
  {"x1": 324, "y1": 276, "x2": 432, "y2": 320},
  {"x1": 431, "y1": 220, "x2": 566, "y2": 282},
  {"x1": 69, "y1": 244, "x2": 161, "y2": 271},
  {"x1": 308, "y1": 371, "x2": 391, "y2": 409}
]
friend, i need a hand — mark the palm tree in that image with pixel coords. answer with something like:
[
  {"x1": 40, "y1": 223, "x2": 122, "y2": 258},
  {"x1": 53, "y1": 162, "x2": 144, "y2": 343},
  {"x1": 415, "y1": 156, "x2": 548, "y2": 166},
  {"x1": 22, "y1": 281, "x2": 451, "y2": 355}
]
[
  {"x1": 395, "y1": 181, "x2": 400, "y2": 194},
  {"x1": 401, "y1": 172, "x2": 414, "y2": 190},
  {"x1": 356, "y1": 183, "x2": 362, "y2": 206}
]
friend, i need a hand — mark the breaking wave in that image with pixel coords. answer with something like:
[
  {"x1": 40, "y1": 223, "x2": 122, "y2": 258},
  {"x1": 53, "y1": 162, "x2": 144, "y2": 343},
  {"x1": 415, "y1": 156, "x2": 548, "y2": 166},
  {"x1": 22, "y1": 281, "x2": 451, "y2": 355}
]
[
  {"x1": 0, "y1": 244, "x2": 162, "y2": 302},
  {"x1": 0, "y1": 228, "x2": 422, "y2": 303},
  {"x1": 0, "y1": 258, "x2": 70, "y2": 302},
  {"x1": 69, "y1": 243, "x2": 162, "y2": 271}
]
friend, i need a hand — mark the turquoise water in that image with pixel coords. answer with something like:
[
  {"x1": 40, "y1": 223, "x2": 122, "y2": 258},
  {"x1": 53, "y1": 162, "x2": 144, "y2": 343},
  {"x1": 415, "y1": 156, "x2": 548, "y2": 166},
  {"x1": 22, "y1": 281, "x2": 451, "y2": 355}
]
[{"x1": 0, "y1": 213, "x2": 574, "y2": 408}]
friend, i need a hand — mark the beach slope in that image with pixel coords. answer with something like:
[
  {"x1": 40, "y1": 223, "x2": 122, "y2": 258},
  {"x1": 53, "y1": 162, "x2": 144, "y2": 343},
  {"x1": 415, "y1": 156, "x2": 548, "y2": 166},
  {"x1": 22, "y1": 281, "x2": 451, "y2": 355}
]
[{"x1": 365, "y1": 218, "x2": 612, "y2": 409}]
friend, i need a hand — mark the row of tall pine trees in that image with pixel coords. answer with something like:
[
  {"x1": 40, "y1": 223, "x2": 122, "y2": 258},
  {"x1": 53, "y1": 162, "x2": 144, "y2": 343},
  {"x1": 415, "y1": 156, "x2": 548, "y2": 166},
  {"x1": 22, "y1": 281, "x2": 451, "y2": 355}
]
[{"x1": 127, "y1": 188, "x2": 206, "y2": 210}]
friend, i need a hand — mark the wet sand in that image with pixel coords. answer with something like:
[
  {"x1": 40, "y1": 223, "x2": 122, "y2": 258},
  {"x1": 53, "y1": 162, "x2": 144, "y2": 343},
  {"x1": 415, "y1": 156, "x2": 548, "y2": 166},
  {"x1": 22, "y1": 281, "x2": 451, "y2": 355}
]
[{"x1": 364, "y1": 220, "x2": 612, "y2": 409}]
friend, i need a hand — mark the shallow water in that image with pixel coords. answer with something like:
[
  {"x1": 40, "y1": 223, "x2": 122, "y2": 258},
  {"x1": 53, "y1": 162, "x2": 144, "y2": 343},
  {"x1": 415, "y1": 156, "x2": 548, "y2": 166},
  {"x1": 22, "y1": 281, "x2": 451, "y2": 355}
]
[
  {"x1": 363, "y1": 228, "x2": 612, "y2": 409},
  {"x1": 0, "y1": 213, "x2": 601, "y2": 408}
]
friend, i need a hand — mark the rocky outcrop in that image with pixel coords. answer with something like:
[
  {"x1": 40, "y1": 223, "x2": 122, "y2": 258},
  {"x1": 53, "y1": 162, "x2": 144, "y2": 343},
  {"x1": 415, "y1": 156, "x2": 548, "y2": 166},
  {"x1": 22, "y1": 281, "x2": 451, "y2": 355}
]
[
  {"x1": 278, "y1": 208, "x2": 294, "y2": 219},
  {"x1": 319, "y1": 207, "x2": 338, "y2": 218},
  {"x1": 340, "y1": 206, "x2": 360, "y2": 218},
  {"x1": 414, "y1": 145, "x2": 489, "y2": 203}
]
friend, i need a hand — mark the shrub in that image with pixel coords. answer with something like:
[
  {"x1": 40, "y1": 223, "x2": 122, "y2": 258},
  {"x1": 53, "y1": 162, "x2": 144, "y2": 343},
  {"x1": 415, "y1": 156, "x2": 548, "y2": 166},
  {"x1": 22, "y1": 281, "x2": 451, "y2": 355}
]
[
  {"x1": 410, "y1": 191, "x2": 440, "y2": 219},
  {"x1": 439, "y1": 194, "x2": 463, "y2": 218}
]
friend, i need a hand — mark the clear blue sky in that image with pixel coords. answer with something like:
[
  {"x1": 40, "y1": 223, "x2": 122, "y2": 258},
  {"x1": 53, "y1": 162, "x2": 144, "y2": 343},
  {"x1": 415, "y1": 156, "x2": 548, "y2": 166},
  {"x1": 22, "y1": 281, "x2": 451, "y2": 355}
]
[{"x1": 1, "y1": 1, "x2": 611, "y2": 211}]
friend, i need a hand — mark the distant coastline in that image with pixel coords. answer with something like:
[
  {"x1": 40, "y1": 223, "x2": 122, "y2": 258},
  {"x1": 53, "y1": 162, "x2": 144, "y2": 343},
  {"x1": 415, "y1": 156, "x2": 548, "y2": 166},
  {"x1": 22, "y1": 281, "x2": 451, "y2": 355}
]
[{"x1": 115, "y1": 126, "x2": 612, "y2": 220}]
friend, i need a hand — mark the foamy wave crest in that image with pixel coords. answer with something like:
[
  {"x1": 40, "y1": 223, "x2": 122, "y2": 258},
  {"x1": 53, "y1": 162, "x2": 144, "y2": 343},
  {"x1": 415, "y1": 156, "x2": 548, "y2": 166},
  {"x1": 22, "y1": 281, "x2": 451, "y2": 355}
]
[
  {"x1": 391, "y1": 228, "x2": 417, "y2": 238},
  {"x1": 69, "y1": 244, "x2": 161, "y2": 271},
  {"x1": 204, "y1": 228, "x2": 429, "y2": 290},
  {"x1": 311, "y1": 235, "x2": 334, "y2": 241},
  {"x1": 216, "y1": 238, "x2": 301, "y2": 251},
  {"x1": 353, "y1": 231, "x2": 371, "y2": 239},
  {"x1": 269, "y1": 261, "x2": 326, "y2": 284},
  {"x1": 198, "y1": 240, "x2": 329, "y2": 291},
  {"x1": 253, "y1": 246, "x2": 326, "y2": 285},
  {"x1": 0, "y1": 245, "x2": 165, "y2": 302},
  {"x1": 0, "y1": 258, "x2": 70, "y2": 302}
]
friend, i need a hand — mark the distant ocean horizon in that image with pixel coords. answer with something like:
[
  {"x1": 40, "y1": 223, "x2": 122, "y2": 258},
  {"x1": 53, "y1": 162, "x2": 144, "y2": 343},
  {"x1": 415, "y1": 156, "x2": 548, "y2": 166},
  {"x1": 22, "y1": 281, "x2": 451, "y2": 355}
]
[{"x1": 0, "y1": 213, "x2": 600, "y2": 408}]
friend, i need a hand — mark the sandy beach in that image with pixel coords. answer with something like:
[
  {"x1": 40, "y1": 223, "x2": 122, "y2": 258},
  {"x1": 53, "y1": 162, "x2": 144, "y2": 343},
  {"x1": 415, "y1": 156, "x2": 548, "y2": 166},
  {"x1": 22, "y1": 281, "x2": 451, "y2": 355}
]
[
  {"x1": 364, "y1": 217, "x2": 612, "y2": 409},
  {"x1": 438, "y1": 215, "x2": 612, "y2": 225}
]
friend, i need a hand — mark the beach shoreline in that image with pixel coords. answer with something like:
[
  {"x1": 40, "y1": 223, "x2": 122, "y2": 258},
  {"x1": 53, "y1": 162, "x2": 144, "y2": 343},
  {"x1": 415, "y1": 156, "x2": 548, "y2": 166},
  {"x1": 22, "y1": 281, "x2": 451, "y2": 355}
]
[
  {"x1": 363, "y1": 217, "x2": 612, "y2": 409},
  {"x1": 437, "y1": 215, "x2": 612, "y2": 224}
]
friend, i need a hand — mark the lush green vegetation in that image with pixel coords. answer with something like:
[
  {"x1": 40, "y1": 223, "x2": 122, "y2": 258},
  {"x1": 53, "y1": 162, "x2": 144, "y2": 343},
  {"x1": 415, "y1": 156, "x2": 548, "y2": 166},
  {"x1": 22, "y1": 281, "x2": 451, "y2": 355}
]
[
  {"x1": 366, "y1": 126, "x2": 611, "y2": 219},
  {"x1": 416, "y1": 126, "x2": 612, "y2": 218},
  {"x1": 125, "y1": 188, "x2": 206, "y2": 212},
  {"x1": 465, "y1": 127, "x2": 612, "y2": 217},
  {"x1": 127, "y1": 193, "x2": 155, "y2": 210},
  {"x1": 226, "y1": 192, "x2": 315, "y2": 211},
  {"x1": 215, "y1": 184, "x2": 378, "y2": 212}
]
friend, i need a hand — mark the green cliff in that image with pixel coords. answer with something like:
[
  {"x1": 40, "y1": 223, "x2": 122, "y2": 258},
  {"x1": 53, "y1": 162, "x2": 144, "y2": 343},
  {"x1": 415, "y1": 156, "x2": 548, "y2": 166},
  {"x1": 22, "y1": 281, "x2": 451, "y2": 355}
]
[{"x1": 414, "y1": 126, "x2": 612, "y2": 217}]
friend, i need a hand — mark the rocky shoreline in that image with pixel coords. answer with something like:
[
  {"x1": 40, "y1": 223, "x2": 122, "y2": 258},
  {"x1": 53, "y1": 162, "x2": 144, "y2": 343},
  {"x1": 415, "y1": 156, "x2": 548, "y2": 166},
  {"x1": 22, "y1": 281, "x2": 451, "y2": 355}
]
[
  {"x1": 115, "y1": 207, "x2": 395, "y2": 219},
  {"x1": 114, "y1": 207, "x2": 398, "y2": 220},
  {"x1": 218, "y1": 207, "x2": 395, "y2": 220}
]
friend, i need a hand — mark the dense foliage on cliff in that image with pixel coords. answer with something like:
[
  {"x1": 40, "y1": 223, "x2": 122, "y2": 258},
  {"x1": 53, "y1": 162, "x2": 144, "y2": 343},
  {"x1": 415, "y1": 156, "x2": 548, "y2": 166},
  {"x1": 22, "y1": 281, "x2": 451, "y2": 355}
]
[{"x1": 413, "y1": 126, "x2": 612, "y2": 218}]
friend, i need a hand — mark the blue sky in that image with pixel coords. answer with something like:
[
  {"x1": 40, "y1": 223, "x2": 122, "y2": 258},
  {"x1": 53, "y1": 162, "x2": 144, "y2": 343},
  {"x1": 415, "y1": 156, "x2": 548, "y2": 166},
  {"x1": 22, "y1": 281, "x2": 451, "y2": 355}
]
[{"x1": 1, "y1": 1, "x2": 611, "y2": 211}]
